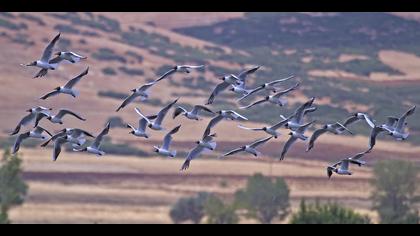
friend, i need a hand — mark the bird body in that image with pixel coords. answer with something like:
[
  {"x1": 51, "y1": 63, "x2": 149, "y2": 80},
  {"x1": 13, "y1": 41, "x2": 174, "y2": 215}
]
[{"x1": 153, "y1": 125, "x2": 181, "y2": 158}]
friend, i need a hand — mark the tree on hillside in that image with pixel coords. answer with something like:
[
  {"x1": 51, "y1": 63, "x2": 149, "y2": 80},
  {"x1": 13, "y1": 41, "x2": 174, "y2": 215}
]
[
  {"x1": 169, "y1": 192, "x2": 210, "y2": 224},
  {"x1": 0, "y1": 149, "x2": 28, "y2": 224},
  {"x1": 234, "y1": 173, "x2": 290, "y2": 224},
  {"x1": 371, "y1": 160, "x2": 419, "y2": 224},
  {"x1": 204, "y1": 195, "x2": 239, "y2": 224},
  {"x1": 290, "y1": 199, "x2": 371, "y2": 224}
]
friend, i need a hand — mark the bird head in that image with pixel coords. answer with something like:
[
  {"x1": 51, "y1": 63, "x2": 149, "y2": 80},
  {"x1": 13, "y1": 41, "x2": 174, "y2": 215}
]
[
  {"x1": 288, "y1": 132, "x2": 293, "y2": 136},
  {"x1": 196, "y1": 141, "x2": 200, "y2": 145},
  {"x1": 323, "y1": 124, "x2": 328, "y2": 129},
  {"x1": 262, "y1": 127, "x2": 268, "y2": 131},
  {"x1": 47, "y1": 116, "x2": 52, "y2": 121},
  {"x1": 55, "y1": 52, "x2": 62, "y2": 56},
  {"x1": 27, "y1": 61, "x2": 37, "y2": 67},
  {"x1": 229, "y1": 87, "x2": 235, "y2": 92},
  {"x1": 55, "y1": 87, "x2": 61, "y2": 91},
  {"x1": 129, "y1": 130, "x2": 135, "y2": 135}
]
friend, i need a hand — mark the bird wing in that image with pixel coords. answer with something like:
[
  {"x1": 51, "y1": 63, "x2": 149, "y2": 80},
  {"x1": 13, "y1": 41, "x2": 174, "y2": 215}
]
[
  {"x1": 173, "y1": 106, "x2": 188, "y2": 119},
  {"x1": 369, "y1": 126, "x2": 389, "y2": 150},
  {"x1": 12, "y1": 132, "x2": 30, "y2": 154},
  {"x1": 307, "y1": 128, "x2": 328, "y2": 152},
  {"x1": 72, "y1": 129, "x2": 95, "y2": 138},
  {"x1": 64, "y1": 67, "x2": 89, "y2": 89},
  {"x1": 48, "y1": 56, "x2": 65, "y2": 64},
  {"x1": 386, "y1": 117, "x2": 399, "y2": 128},
  {"x1": 203, "y1": 133, "x2": 217, "y2": 143},
  {"x1": 56, "y1": 109, "x2": 86, "y2": 121},
  {"x1": 237, "y1": 85, "x2": 264, "y2": 102},
  {"x1": 191, "y1": 105, "x2": 214, "y2": 115},
  {"x1": 92, "y1": 122, "x2": 110, "y2": 149},
  {"x1": 238, "y1": 124, "x2": 264, "y2": 131},
  {"x1": 237, "y1": 66, "x2": 260, "y2": 81},
  {"x1": 40, "y1": 90, "x2": 61, "y2": 100},
  {"x1": 53, "y1": 137, "x2": 67, "y2": 161},
  {"x1": 272, "y1": 82, "x2": 300, "y2": 98},
  {"x1": 297, "y1": 121, "x2": 315, "y2": 133},
  {"x1": 155, "y1": 99, "x2": 179, "y2": 126},
  {"x1": 349, "y1": 150, "x2": 371, "y2": 161},
  {"x1": 240, "y1": 98, "x2": 268, "y2": 109},
  {"x1": 33, "y1": 68, "x2": 49, "y2": 78},
  {"x1": 294, "y1": 97, "x2": 315, "y2": 123},
  {"x1": 361, "y1": 113, "x2": 376, "y2": 128},
  {"x1": 271, "y1": 118, "x2": 290, "y2": 130},
  {"x1": 68, "y1": 51, "x2": 86, "y2": 59},
  {"x1": 206, "y1": 81, "x2": 230, "y2": 105},
  {"x1": 343, "y1": 115, "x2": 359, "y2": 127},
  {"x1": 41, "y1": 33, "x2": 60, "y2": 62},
  {"x1": 138, "y1": 81, "x2": 156, "y2": 92},
  {"x1": 181, "y1": 145, "x2": 206, "y2": 171},
  {"x1": 116, "y1": 92, "x2": 140, "y2": 112},
  {"x1": 250, "y1": 136, "x2": 273, "y2": 148},
  {"x1": 222, "y1": 147, "x2": 245, "y2": 158},
  {"x1": 162, "y1": 125, "x2": 181, "y2": 150},
  {"x1": 33, "y1": 126, "x2": 52, "y2": 137},
  {"x1": 203, "y1": 115, "x2": 224, "y2": 138},
  {"x1": 396, "y1": 106, "x2": 416, "y2": 130},
  {"x1": 267, "y1": 75, "x2": 296, "y2": 86},
  {"x1": 228, "y1": 111, "x2": 249, "y2": 120},
  {"x1": 11, "y1": 113, "x2": 36, "y2": 135},
  {"x1": 155, "y1": 68, "x2": 176, "y2": 82},
  {"x1": 332, "y1": 122, "x2": 353, "y2": 134},
  {"x1": 280, "y1": 136, "x2": 297, "y2": 161}
]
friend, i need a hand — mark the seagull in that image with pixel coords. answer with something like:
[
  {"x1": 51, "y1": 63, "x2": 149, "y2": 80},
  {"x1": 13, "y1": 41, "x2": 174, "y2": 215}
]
[
  {"x1": 73, "y1": 122, "x2": 111, "y2": 156},
  {"x1": 116, "y1": 81, "x2": 156, "y2": 112},
  {"x1": 181, "y1": 133, "x2": 217, "y2": 171},
  {"x1": 52, "y1": 136, "x2": 70, "y2": 161},
  {"x1": 280, "y1": 121, "x2": 315, "y2": 161},
  {"x1": 207, "y1": 66, "x2": 260, "y2": 104},
  {"x1": 206, "y1": 75, "x2": 241, "y2": 105},
  {"x1": 23, "y1": 33, "x2": 61, "y2": 78},
  {"x1": 307, "y1": 122, "x2": 353, "y2": 152},
  {"x1": 34, "y1": 109, "x2": 86, "y2": 127},
  {"x1": 12, "y1": 126, "x2": 52, "y2": 154},
  {"x1": 238, "y1": 118, "x2": 290, "y2": 139},
  {"x1": 173, "y1": 105, "x2": 215, "y2": 121},
  {"x1": 155, "y1": 65, "x2": 205, "y2": 82},
  {"x1": 343, "y1": 112, "x2": 376, "y2": 129},
  {"x1": 238, "y1": 75, "x2": 296, "y2": 102},
  {"x1": 387, "y1": 105, "x2": 416, "y2": 141},
  {"x1": 221, "y1": 136, "x2": 273, "y2": 158},
  {"x1": 41, "y1": 128, "x2": 94, "y2": 148},
  {"x1": 203, "y1": 110, "x2": 248, "y2": 138},
  {"x1": 240, "y1": 83, "x2": 300, "y2": 109},
  {"x1": 127, "y1": 113, "x2": 157, "y2": 139},
  {"x1": 281, "y1": 97, "x2": 316, "y2": 131},
  {"x1": 10, "y1": 106, "x2": 52, "y2": 135},
  {"x1": 50, "y1": 51, "x2": 87, "y2": 64},
  {"x1": 327, "y1": 150, "x2": 371, "y2": 179},
  {"x1": 369, "y1": 106, "x2": 416, "y2": 149},
  {"x1": 40, "y1": 67, "x2": 89, "y2": 100},
  {"x1": 153, "y1": 125, "x2": 182, "y2": 158},
  {"x1": 135, "y1": 98, "x2": 179, "y2": 131}
]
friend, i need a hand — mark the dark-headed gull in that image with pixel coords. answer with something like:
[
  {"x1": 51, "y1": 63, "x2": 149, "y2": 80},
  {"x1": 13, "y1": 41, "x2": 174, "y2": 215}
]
[
  {"x1": 173, "y1": 105, "x2": 214, "y2": 121},
  {"x1": 135, "y1": 98, "x2": 179, "y2": 131},
  {"x1": 181, "y1": 133, "x2": 217, "y2": 171},
  {"x1": 240, "y1": 83, "x2": 299, "y2": 109},
  {"x1": 203, "y1": 110, "x2": 248, "y2": 138},
  {"x1": 74, "y1": 122, "x2": 111, "y2": 156},
  {"x1": 307, "y1": 122, "x2": 353, "y2": 152},
  {"x1": 116, "y1": 81, "x2": 156, "y2": 112},
  {"x1": 343, "y1": 112, "x2": 376, "y2": 129},
  {"x1": 280, "y1": 121, "x2": 315, "y2": 161},
  {"x1": 327, "y1": 150, "x2": 371, "y2": 179},
  {"x1": 153, "y1": 125, "x2": 182, "y2": 158},
  {"x1": 127, "y1": 112, "x2": 157, "y2": 139},
  {"x1": 40, "y1": 67, "x2": 89, "y2": 100},
  {"x1": 24, "y1": 33, "x2": 61, "y2": 78},
  {"x1": 51, "y1": 51, "x2": 87, "y2": 64},
  {"x1": 155, "y1": 65, "x2": 205, "y2": 82},
  {"x1": 10, "y1": 106, "x2": 52, "y2": 135},
  {"x1": 238, "y1": 118, "x2": 290, "y2": 139},
  {"x1": 221, "y1": 136, "x2": 273, "y2": 158},
  {"x1": 12, "y1": 126, "x2": 52, "y2": 154},
  {"x1": 34, "y1": 109, "x2": 86, "y2": 127},
  {"x1": 238, "y1": 75, "x2": 295, "y2": 102}
]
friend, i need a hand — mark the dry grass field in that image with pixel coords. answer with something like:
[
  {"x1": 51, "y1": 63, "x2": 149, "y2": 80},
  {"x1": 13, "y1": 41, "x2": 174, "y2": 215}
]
[{"x1": 9, "y1": 148, "x2": 378, "y2": 224}]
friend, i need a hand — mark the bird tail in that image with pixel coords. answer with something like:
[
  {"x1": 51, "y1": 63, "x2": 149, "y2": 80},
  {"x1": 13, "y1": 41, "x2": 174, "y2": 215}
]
[
  {"x1": 181, "y1": 160, "x2": 190, "y2": 171},
  {"x1": 10, "y1": 125, "x2": 21, "y2": 136}
]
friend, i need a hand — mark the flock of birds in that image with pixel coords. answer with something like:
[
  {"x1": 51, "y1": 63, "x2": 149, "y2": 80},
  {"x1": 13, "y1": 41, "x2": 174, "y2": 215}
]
[{"x1": 10, "y1": 33, "x2": 417, "y2": 178}]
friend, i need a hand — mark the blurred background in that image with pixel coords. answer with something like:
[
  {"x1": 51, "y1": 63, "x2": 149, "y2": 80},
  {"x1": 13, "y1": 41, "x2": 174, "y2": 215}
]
[{"x1": 0, "y1": 12, "x2": 419, "y2": 224}]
